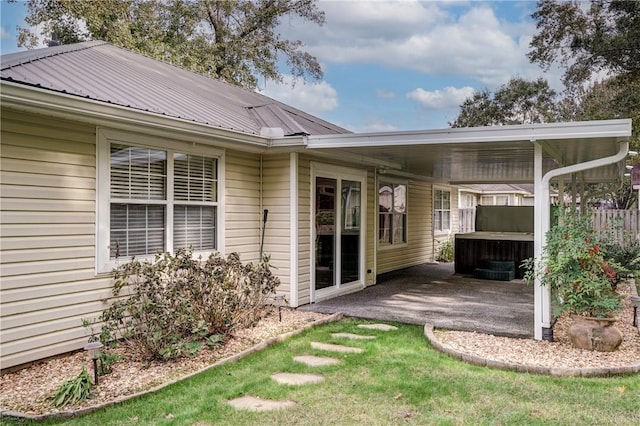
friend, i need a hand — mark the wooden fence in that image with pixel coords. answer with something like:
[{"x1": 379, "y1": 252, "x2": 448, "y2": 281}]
[
  {"x1": 458, "y1": 208, "x2": 476, "y2": 233},
  {"x1": 592, "y1": 209, "x2": 640, "y2": 245},
  {"x1": 457, "y1": 208, "x2": 640, "y2": 244}
]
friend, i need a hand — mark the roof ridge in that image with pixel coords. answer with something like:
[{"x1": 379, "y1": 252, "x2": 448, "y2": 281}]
[{"x1": 1, "y1": 40, "x2": 108, "y2": 71}]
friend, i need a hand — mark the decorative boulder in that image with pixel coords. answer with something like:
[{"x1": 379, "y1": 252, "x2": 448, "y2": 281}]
[{"x1": 568, "y1": 317, "x2": 623, "y2": 352}]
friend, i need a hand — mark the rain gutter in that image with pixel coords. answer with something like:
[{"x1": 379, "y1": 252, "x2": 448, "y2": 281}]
[{"x1": 533, "y1": 140, "x2": 630, "y2": 340}]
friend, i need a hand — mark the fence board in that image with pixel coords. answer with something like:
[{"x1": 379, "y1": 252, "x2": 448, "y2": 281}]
[{"x1": 456, "y1": 208, "x2": 640, "y2": 244}]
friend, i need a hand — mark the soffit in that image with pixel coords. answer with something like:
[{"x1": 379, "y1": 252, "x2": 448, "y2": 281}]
[{"x1": 303, "y1": 121, "x2": 631, "y2": 184}]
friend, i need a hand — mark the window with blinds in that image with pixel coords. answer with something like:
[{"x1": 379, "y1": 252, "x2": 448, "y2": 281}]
[
  {"x1": 173, "y1": 153, "x2": 217, "y2": 251},
  {"x1": 109, "y1": 144, "x2": 217, "y2": 259}
]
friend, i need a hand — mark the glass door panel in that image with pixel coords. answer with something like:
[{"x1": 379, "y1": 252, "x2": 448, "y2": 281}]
[
  {"x1": 341, "y1": 180, "x2": 361, "y2": 283},
  {"x1": 315, "y1": 177, "x2": 336, "y2": 290}
]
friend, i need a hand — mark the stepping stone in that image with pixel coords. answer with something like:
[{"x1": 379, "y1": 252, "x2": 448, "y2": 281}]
[
  {"x1": 293, "y1": 355, "x2": 340, "y2": 367},
  {"x1": 358, "y1": 323, "x2": 398, "y2": 331},
  {"x1": 331, "y1": 332, "x2": 376, "y2": 340},
  {"x1": 311, "y1": 341, "x2": 364, "y2": 353},
  {"x1": 227, "y1": 395, "x2": 296, "y2": 411},
  {"x1": 271, "y1": 372, "x2": 325, "y2": 385}
]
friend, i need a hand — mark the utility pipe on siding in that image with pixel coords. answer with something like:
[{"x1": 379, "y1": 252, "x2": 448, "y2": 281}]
[
  {"x1": 259, "y1": 154, "x2": 263, "y2": 261},
  {"x1": 534, "y1": 140, "x2": 629, "y2": 340}
]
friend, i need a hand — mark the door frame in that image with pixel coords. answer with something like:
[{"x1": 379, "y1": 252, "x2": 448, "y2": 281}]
[{"x1": 310, "y1": 162, "x2": 367, "y2": 303}]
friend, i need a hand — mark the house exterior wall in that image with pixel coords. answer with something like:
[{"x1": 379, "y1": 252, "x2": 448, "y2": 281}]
[
  {"x1": 377, "y1": 180, "x2": 435, "y2": 274},
  {"x1": 296, "y1": 156, "x2": 312, "y2": 306},
  {"x1": 224, "y1": 151, "x2": 261, "y2": 260},
  {"x1": 0, "y1": 110, "x2": 111, "y2": 369},
  {"x1": 0, "y1": 110, "x2": 266, "y2": 370},
  {"x1": 260, "y1": 153, "x2": 293, "y2": 301}
]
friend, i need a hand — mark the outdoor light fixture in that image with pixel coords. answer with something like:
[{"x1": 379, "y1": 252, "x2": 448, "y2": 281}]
[
  {"x1": 626, "y1": 165, "x2": 634, "y2": 170},
  {"x1": 84, "y1": 341, "x2": 103, "y2": 385},
  {"x1": 629, "y1": 150, "x2": 638, "y2": 156},
  {"x1": 624, "y1": 173, "x2": 631, "y2": 177},
  {"x1": 274, "y1": 294, "x2": 286, "y2": 321}
]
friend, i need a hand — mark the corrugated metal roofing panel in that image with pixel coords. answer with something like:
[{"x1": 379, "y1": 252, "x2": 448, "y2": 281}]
[{"x1": 1, "y1": 41, "x2": 351, "y2": 137}]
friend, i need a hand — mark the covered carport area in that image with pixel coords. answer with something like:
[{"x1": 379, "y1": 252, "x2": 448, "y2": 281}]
[
  {"x1": 286, "y1": 119, "x2": 633, "y2": 340},
  {"x1": 299, "y1": 262, "x2": 534, "y2": 337}
]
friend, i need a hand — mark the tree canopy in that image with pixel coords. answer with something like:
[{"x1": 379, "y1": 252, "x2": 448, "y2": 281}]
[
  {"x1": 449, "y1": 77, "x2": 560, "y2": 128},
  {"x1": 528, "y1": 0, "x2": 640, "y2": 91},
  {"x1": 15, "y1": 0, "x2": 325, "y2": 89}
]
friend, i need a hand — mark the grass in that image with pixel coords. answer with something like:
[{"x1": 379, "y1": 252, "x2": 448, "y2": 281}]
[{"x1": 3, "y1": 318, "x2": 639, "y2": 425}]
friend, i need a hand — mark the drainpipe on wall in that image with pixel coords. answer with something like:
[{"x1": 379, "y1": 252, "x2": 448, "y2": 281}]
[{"x1": 534, "y1": 140, "x2": 629, "y2": 341}]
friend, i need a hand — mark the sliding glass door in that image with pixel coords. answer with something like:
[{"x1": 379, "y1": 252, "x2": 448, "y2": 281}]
[{"x1": 313, "y1": 165, "x2": 365, "y2": 295}]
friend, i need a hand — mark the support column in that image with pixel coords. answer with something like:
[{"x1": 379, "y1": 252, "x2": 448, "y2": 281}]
[{"x1": 533, "y1": 143, "x2": 552, "y2": 340}]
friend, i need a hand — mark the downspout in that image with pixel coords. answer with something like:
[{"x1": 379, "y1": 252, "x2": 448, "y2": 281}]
[{"x1": 534, "y1": 140, "x2": 629, "y2": 340}]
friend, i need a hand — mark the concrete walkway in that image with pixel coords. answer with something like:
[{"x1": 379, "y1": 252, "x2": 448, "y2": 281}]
[{"x1": 299, "y1": 263, "x2": 534, "y2": 338}]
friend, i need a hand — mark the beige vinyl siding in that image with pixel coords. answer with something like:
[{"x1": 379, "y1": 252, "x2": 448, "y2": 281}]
[
  {"x1": 224, "y1": 151, "x2": 261, "y2": 260},
  {"x1": 0, "y1": 109, "x2": 114, "y2": 369},
  {"x1": 377, "y1": 180, "x2": 434, "y2": 274},
  {"x1": 261, "y1": 154, "x2": 292, "y2": 300},
  {"x1": 296, "y1": 156, "x2": 312, "y2": 306}
]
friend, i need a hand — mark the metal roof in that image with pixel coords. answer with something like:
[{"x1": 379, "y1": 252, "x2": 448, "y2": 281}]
[
  {"x1": 0, "y1": 41, "x2": 350, "y2": 137},
  {"x1": 0, "y1": 42, "x2": 631, "y2": 186}
]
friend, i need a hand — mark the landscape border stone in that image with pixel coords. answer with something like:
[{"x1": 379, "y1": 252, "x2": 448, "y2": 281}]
[
  {"x1": 0, "y1": 312, "x2": 344, "y2": 422},
  {"x1": 424, "y1": 323, "x2": 640, "y2": 377}
]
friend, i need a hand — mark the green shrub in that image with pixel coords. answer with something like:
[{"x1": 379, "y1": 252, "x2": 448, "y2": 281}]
[
  {"x1": 597, "y1": 217, "x2": 640, "y2": 274},
  {"x1": 50, "y1": 367, "x2": 92, "y2": 407},
  {"x1": 99, "y1": 248, "x2": 280, "y2": 361},
  {"x1": 524, "y1": 210, "x2": 623, "y2": 318},
  {"x1": 436, "y1": 239, "x2": 454, "y2": 262}
]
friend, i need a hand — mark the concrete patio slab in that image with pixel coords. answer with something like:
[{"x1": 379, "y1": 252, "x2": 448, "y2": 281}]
[{"x1": 299, "y1": 262, "x2": 534, "y2": 338}]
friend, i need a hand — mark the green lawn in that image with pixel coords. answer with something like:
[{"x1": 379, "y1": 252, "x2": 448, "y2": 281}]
[{"x1": 4, "y1": 319, "x2": 639, "y2": 425}]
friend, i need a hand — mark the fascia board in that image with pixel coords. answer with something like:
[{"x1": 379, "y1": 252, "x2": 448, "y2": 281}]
[
  {"x1": 0, "y1": 81, "x2": 270, "y2": 152},
  {"x1": 306, "y1": 119, "x2": 632, "y2": 149}
]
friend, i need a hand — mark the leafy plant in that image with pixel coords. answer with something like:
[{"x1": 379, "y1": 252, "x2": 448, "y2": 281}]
[
  {"x1": 436, "y1": 239, "x2": 454, "y2": 262},
  {"x1": 97, "y1": 351, "x2": 120, "y2": 376},
  {"x1": 524, "y1": 210, "x2": 623, "y2": 318},
  {"x1": 597, "y1": 216, "x2": 640, "y2": 274},
  {"x1": 50, "y1": 367, "x2": 92, "y2": 407},
  {"x1": 99, "y1": 248, "x2": 280, "y2": 361}
]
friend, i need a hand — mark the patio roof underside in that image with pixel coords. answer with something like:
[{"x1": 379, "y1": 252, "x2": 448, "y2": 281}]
[{"x1": 302, "y1": 127, "x2": 629, "y2": 185}]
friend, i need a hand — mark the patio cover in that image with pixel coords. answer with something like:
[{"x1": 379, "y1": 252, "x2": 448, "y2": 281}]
[{"x1": 273, "y1": 119, "x2": 633, "y2": 340}]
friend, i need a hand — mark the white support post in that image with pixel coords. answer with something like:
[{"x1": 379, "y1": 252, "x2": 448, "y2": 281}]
[{"x1": 533, "y1": 143, "x2": 552, "y2": 340}]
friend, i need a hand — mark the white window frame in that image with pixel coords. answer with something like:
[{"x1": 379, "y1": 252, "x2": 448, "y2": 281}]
[
  {"x1": 96, "y1": 128, "x2": 225, "y2": 273},
  {"x1": 434, "y1": 187, "x2": 451, "y2": 235},
  {"x1": 377, "y1": 177, "x2": 408, "y2": 249},
  {"x1": 310, "y1": 162, "x2": 367, "y2": 302}
]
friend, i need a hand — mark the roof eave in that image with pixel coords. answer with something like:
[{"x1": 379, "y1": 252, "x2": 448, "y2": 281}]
[
  {"x1": 305, "y1": 119, "x2": 632, "y2": 149},
  {"x1": 0, "y1": 81, "x2": 271, "y2": 152}
]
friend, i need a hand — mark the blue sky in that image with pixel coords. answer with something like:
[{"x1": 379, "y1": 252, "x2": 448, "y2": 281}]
[{"x1": 0, "y1": 0, "x2": 561, "y2": 132}]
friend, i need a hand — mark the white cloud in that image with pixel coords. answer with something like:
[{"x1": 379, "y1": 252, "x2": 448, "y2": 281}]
[
  {"x1": 282, "y1": 1, "x2": 554, "y2": 87},
  {"x1": 0, "y1": 27, "x2": 11, "y2": 40},
  {"x1": 375, "y1": 89, "x2": 396, "y2": 99},
  {"x1": 407, "y1": 86, "x2": 476, "y2": 109},
  {"x1": 258, "y1": 75, "x2": 339, "y2": 115},
  {"x1": 357, "y1": 119, "x2": 398, "y2": 133}
]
